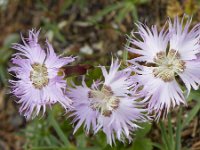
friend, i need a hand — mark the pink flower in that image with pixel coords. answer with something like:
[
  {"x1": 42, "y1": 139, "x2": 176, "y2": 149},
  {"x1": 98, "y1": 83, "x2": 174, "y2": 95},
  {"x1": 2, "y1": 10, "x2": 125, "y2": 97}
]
[
  {"x1": 9, "y1": 29, "x2": 75, "y2": 119},
  {"x1": 68, "y1": 60, "x2": 148, "y2": 145},
  {"x1": 127, "y1": 16, "x2": 200, "y2": 120}
]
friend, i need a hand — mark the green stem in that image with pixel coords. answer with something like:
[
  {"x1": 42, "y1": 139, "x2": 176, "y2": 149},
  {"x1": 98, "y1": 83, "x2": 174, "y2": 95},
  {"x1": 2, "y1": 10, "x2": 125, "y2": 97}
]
[
  {"x1": 168, "y1": 113, "x2": 174, "y2": 150},
  {"x1": 160, "y1": 121, "x2": 171, "y2": 150},
  {"x1": 175, "y1": 108, "x2": 182, "y2": 150},
  {"x1": 123, "y1": 41, "x2": 130, "y2": 63},
  {"x1": 48, "y1": 110, "x2": 70, "y2": 146}
]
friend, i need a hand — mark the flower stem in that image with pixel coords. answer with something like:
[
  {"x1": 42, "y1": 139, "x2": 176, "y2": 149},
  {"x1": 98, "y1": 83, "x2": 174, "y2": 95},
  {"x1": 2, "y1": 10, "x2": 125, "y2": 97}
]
[
  {"x1": 123, "y1": 40, "x2": 130, "y2": 63},
  {"x1": 48, "y1": 110, "x2": 70, "y2": 147},
  {"x1": 175, "y1": 108, "x2": 182, "y2": 150},
  {"x1": 160, "y1": 121, "x2": 171, "y2": 150}
]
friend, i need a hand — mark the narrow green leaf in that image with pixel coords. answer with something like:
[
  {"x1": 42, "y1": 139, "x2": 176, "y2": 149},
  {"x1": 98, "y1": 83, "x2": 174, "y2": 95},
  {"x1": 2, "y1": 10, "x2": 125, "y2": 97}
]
[
  {"x1": 167, "y1": 113, "x2": 175, "y2": 150},
  {"x1": 88, "y1": 2, "x2": 123, "y2": 23},
  {"x1": 152, "y1": 142, "x2": 164, "y2": 149},
  {"x1": 188, "y1": 90, "x2": 200, "y2": 102},
  {"x1": 49, "y1": 135, "x2": 63, "y2": 146},
  {"x1": 160, "y1": 121, "x2": 171, "y2": 150},
  {"x1": 123, "y1": 40, "x2": 130, "y2": 63},
  {"x1": 48, "y1": 111, "x2": 71, "y2": 147},
  {"x1": 182, "y1": 101, "x2": 200, "y2": 128},
  {"x1": 131, "y1": 4, "x2": 138, "y2": 20},
  {"x1": 0, "y1": 65, "x2": 7, "y2": 85},
  {"x1": 60, "y1": 0, "x2": 73, "y2": 14},
  {"x1": 115, "y1": 5, "x2": 130, "y2": 23},
  {"x1": 175, "y1": 108, "x2": 182, "y2": 150},
  {"x1": 75, "y1": 0, "x2": 88, "y2": 10}
]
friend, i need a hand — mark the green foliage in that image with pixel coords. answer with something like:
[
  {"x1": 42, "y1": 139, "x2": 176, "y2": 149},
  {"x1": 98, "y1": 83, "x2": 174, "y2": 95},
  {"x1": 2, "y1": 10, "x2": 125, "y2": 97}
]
[
  {"x1": 23, "y1": 105, "x2": 75, "y2": 150},
  {"x1": 156, "y1": 91, "x2": 200, "y2": 150},
  {"x1": 182, "y1": 102, "x2": 200, "y2": 128},
  {"x1": 132, "y1": 138, "x2": 152, "y2": 150},
  {"x1": 24, "y1": 109, "x2": 154, "y2": 150},
  {"x1": 86, "y1": 67, "x2": 102, "y2": 86},
  {"x1": 183, "y1": 90, "x2": 200, "y2": 128},
  {"x1": 89, "y1": 0, "x2": 149, "y2": 25},
  {"x1": 132, "y1": 123, "x2": 153, "y2": 150},
  {"x1": 43, "y1": 21, "x2": 66, "y2": 43},
  {"x1": 89, "y1": 2, "x2": 123, "y2": 24},
  {"x1": 188, "y1": 89, "x2": 200, "y2": 102},
  {"x1": 0, "y1": 34, "x2": 20, "y2": 86},
  {"x1": 60, "y1": 0, "x2": 88, "y2": 14}
]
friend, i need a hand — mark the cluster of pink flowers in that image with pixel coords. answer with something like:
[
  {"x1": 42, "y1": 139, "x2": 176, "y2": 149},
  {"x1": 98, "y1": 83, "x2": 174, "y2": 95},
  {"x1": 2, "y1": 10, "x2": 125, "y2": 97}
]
[{"x1": 9, "y1": 16, "x2": 200, "y2": 145}]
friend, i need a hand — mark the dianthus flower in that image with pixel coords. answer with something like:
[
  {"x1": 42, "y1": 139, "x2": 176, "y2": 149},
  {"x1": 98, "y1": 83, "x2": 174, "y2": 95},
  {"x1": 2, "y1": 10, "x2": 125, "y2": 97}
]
[
  {"x1": 126, "y1": 16, "x2": 200, "y2": 119},
  {"x1": 68, "y1": 60, "x2": 148, "y2": 145},
  {"x1": 9, "y1": 29, "x2": 75, "y2": 119}
]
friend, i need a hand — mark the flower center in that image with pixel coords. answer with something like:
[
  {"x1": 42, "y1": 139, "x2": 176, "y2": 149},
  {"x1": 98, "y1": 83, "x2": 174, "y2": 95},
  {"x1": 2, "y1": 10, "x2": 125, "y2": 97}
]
[
  {"x1": 153, "y1": 49, "x2": 185, "y2": 82},
  {"x1": 30, "y1": 63, "x2": 49, "y2": 89},
  {"x1": 88, "y1": 85, "x2": 120, "y2": 117}
]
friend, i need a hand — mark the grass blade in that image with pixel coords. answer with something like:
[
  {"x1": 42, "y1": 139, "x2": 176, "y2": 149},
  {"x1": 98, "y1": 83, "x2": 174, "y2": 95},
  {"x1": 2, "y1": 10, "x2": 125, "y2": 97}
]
[
  {"x1": 168, "y1": 113, "x2": 175, "y2": 150},
  {"x1": 182, "y1": 101, "x2": 200, "y2": 128},
  {"x1": 160, "y1": 121, "x2": 170, "y2": 150},
  {"x1": 48, "y1": 111, "x2": 70, "y2": 147},
  {"x1": 88, "y1": 2, "x2": 123, "y2": 23},
  {"x1": 175, "y1": 108, "x2": 182, "y2": 150}
]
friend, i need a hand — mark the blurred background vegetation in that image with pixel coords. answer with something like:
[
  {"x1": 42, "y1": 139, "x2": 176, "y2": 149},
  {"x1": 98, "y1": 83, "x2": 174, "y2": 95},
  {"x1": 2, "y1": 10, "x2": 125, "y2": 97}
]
[{"x1": 0, "y1": 0, "x2": 200, "y2": 150}]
